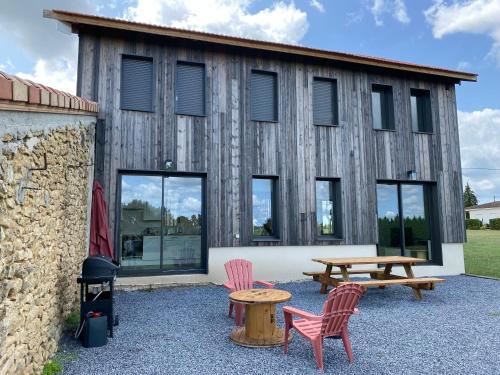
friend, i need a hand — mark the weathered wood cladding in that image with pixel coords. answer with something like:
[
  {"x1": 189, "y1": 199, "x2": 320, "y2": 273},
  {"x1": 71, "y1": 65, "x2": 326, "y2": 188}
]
[{"x1": 78, "y1": 32, "x2": 465, "y2": 250}]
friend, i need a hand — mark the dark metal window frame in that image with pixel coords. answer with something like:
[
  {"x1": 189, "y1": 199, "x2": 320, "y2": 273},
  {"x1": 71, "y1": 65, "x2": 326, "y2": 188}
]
[
  {"x1": 115, "y1": 169, "x2": 208, "y2": 277},
  {"x1": 250, "y1": 69, "x2": 279, "y2": 123},
  {"x1": 313, "y1": 77, "x2": 339, "y2": 126},
  {"x1": 120, "y1": 54, "x2": 155, "y2": 113},
  {"x1": 410, "y1": 88, "x2": 433, "y2": 134},
  {"x1": 175, "y1": 60, "x2": 207, "y2": 117},
  {"x1": 371, "y1": 84, "x2": 395, "y2": 131},
  {"x1": 251, "y1": 175, "x2": 280, "y2": 241},
  {"x1": 375, "y1": 179, "x2": 442, "y2": 266},
  {"x1": 315, "y1": 177, "x2": 343, "y2": 240}
]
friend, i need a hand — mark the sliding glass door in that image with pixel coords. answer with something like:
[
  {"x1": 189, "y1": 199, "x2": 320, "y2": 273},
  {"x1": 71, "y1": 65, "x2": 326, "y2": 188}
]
[
  {"x1": 376, "y1": 182, "x2": 433, "y2": 260},
  {"x1": 163, "y1": 176, "x2": 203, "y2": 271},
  {"x1": 401, "y1": 184, "x2": 432, "y2": 260},
  {"x1": 119, "y1": 173, "x2": 205, "y2": 274}
]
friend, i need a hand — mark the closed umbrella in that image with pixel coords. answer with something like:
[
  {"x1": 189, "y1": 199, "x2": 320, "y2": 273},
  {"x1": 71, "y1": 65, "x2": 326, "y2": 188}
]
[{"x1": 89, "y1": 180, "x2": 114, "y2": 258}]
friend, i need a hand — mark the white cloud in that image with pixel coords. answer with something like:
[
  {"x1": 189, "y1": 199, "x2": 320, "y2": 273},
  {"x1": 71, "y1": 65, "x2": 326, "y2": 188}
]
[
  {"x1": 1, "y1": 0, "x2": 309, "y2": 94},
  {"x1": 0, "y1": 0, "x2": 96, "y2": 94},
  {"x1": 393, "y1": 0, "x2": 410, "y2": 24},
  {"x1": 369, "y1": 0, "x2": 410, "y2": 26},
  {"x1": 371, "y1": 0, "x2": 385, "y2": 26},
  {"x1": 384, "y1": 210, "x2": 396, "y2": 218},
  {"x1": 0, "y1": 59, "x2": 15, "y2": 71},
  {"x1": 16, "y1": 58, "x2": 77, "y2": 94},
  {"x1": 310, "y1": 0, "x2": 325, "y2": 13},
  {"x1": 124, "y1": 0, "x2": 309, "y2": 44},
  {"x1": 183, "y1": 197, "x2": 201, "y2": 211},
  {"x1": 424, "y1": 0, "x2": 500, "y2": 65},
  {"x1": 476, "y1": 179, "x2": 495, "y2": 190},
  {"x1": 457, "y1": 61, "x2": 471, "y2": 70},
  {"x1": 346, "y1": 10, "x2": 364, "y2": 26},
  {"x1": 459, "y1": 108, "x2": 500, "y2": 203}
]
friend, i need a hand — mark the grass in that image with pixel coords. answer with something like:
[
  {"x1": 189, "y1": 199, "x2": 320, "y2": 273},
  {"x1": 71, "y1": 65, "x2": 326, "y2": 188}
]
[
  {"x1": 65, "y1": 311, "x2": 80, "y2": 331},
  {"x1": 41, "y1": 313, "x2": 80, "y2": 375},
  {"x1": 464, "y1": 230, "x2": 500, "y2": 278},
  {"x1": 42, "y1": 361, "x2": 62, "y2": 375},
  {"x1": 41, "y1": 351, "x2": 78, "y2": 375}
]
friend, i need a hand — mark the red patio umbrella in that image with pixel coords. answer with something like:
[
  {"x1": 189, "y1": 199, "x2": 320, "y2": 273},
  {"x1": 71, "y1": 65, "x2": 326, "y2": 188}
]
[{"x1": 89, "y1": 180, "x2": 114, "y2": 258}]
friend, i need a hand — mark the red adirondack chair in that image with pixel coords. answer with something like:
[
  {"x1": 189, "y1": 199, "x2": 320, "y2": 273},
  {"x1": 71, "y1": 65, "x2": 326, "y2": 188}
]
[
  {"x1": 283, "y1": 283, "x2": 364, "y2": 371},
  {"x1": 223, "y1": 259, "x2": 274, "y2": 326}
]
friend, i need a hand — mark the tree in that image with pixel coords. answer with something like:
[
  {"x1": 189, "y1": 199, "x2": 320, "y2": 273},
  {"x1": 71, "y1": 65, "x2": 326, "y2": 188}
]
[{"x1": 463, "y1": 182, "x2": 478, "y2": 208}]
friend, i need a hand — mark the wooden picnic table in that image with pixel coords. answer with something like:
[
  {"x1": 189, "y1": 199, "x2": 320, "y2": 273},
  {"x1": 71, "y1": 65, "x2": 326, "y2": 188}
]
[{"x1": 304, "y1": 256, "x2": 444, "y2": 300}]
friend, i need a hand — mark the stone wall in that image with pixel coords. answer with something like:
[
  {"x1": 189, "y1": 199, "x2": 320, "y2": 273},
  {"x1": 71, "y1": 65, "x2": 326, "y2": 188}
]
[{"x1": 0, "y1": 115, "x2": 95, "y2": 375}]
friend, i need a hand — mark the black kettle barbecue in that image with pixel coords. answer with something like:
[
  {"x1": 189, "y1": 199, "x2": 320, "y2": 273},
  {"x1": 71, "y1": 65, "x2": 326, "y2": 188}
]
[{"x1": 77, "y1": 256, "x2": 120, "y2": 340}]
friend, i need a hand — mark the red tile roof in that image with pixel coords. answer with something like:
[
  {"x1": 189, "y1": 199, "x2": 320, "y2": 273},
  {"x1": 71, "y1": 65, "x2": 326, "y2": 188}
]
[
  {"x1": 0, "y1": 71, "x2": 98, "y2": 114},
  {"x1": 466, "y1": 201, "x2": 500, "y2": 210}
]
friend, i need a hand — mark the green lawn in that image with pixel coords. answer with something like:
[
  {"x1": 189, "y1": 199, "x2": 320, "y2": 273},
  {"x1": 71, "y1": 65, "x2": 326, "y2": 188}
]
[{"x1": 464, "y1": 230, "x2": 500, "y2": 278}]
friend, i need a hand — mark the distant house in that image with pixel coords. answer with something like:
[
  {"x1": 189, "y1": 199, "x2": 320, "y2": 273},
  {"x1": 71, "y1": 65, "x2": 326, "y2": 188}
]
[
  {"x1": 44, "y1": 9, "x2": 477, "y2": 284},
  {"x1": 465, "y1": 201, "x2": 500, "y2": 224}
]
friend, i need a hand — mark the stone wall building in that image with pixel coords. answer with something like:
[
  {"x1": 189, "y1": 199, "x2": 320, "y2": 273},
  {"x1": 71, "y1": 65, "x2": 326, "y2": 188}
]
[{"x1": 0, "y1": 72, "x2": 98, "y2": 375}]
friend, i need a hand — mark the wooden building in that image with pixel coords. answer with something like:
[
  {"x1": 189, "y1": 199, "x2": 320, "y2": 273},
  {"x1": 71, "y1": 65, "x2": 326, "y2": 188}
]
[{"x1": 46, "y1": 10, "x2": 476, "y2": 283}]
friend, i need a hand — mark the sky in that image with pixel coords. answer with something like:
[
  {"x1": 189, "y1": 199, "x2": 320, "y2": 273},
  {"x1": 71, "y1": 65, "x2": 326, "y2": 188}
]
[
  {"x1": 1, "y1": 0, "x2": 499, "y2": 203},
  {"x1": 121, "y1": 175, "x2": 202, "y2": 219}
]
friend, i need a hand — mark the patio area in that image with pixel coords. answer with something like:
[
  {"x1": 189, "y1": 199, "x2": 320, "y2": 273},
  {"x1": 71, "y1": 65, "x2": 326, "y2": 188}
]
[{"x1": 60, "y1": 275, "x2": 499, "y2": 374}]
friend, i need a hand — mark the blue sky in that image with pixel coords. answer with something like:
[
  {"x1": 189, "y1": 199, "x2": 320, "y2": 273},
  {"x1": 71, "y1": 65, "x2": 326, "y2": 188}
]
[{"x1": 1, "y1": 0, "x2": 499, "y2": 203}]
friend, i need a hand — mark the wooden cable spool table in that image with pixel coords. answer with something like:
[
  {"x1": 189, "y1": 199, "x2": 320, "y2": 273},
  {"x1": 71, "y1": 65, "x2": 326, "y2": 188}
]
[{"x1": 229, "y1": 289, "x2": 292, "y2": 348}]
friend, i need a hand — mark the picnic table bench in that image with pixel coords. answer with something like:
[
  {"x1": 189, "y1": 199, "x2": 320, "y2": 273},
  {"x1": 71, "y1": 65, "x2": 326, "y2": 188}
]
[{"x1": 304, "y1": 256, "x2": 444, "y2": 300}]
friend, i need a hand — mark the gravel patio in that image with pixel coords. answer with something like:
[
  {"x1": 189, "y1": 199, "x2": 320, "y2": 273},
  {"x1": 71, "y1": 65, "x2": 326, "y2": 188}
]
[{"x1": 60, "y1": 275, "x2": 499, "y2": 375}]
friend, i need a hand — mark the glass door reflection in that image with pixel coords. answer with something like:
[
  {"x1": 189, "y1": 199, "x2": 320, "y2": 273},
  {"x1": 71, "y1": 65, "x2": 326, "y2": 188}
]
[
  {"x1": 376, "y1": 183, "x2": 433, "y2": 260},
  {"x1": 120, "y1": 175, "x2": 162, "y2": 270},
  {"x1": 401, "y1": 185, "x2": 431, "y2": 260},
  {"x1": 163, "y1": 176, "x2": 203, "y2": 271},
  {"x1": 376, "y1": 184, "x2": 401, "y2": 257}
]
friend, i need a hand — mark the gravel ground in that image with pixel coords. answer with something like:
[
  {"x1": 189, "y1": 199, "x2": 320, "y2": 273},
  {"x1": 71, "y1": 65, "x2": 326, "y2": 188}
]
[{"x1": 60, "y1": 276, "x2": 500, "y2": 375}]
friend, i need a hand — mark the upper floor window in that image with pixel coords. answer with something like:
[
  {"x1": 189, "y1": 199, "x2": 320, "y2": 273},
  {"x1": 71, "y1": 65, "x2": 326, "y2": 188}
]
[
  {"x1": 120, "y1": 55, "x2": 154, "y2": 112},
  {"x1": 313, "y1": 77, "x2": 338, "y2": 126},
  {"x1": 252, "y1": 177, "x2": 279, "y2": 239},
  {"x1": 316, "y1": 178, "x2": 342, "y2": 238},
  {"x1": 371, "y1": 84, "x2": 394, "y2": 130},
  {"x1": 251, "y1": 70, "x2": 278, "y2": 122},
  {"x1": 175, "y1": 62, "x2": 206, "y2": 116},
  {"x1": 411, "y1": 89, "x2": 432, "y2": 133}
]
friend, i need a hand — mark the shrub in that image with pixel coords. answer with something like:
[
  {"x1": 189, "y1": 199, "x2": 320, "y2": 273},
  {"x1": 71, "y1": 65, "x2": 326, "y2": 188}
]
[
  {"x1": 466, "y1": 218, "x2": 482, "y2": 230},
  {"x1": 490, "y1": 218, "x2": 500, "y2": 230}
]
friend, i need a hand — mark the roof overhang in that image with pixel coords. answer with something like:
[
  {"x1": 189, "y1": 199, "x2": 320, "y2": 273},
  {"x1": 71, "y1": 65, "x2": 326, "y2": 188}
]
[{"x1": 44, "y1": 9, "x2": 478, "y2": 83}]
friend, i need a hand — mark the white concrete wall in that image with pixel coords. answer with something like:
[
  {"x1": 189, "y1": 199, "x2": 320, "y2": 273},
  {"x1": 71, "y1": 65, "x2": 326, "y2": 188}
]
[
  {"x1": 116, "y1": 243, "x2": 465, "y2": 289},
  {"x1": 468, "y1": 208, "x2": 500, "y2": 224},
  {"x1": 207, "y1": 245, "x2": 375, "y2": 284},
  {"x1": 389, "y1": 243, "x2": 465, "y2": 277}
]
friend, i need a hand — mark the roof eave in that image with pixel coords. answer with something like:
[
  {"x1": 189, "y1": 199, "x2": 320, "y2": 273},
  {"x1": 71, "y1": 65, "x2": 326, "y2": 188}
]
[{"x1": 43, "y1": 9, "x2": 478, "y2": 83}]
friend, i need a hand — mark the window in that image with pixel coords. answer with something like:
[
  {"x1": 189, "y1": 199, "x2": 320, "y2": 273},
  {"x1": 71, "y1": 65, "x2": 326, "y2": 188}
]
[
  {"x1": 371, "y1": 84, "x2": 394, "y2": 130},
  {"x1": 313, "y1": 78, "x2": 338, "y2": 126},
  {"x1": 119, "y1": 173, "x2": 206, "y2": 274},
  {"x1": 120, "y1": 55, "x2": 154, "y2": 112},
  {"x1": 376, "y1": 183, "x2": 435, "y2": 261},
  {"x1": 316, "y1": 179, "x2": 342, "y2": 238},
  {"x1": 175, "y1": 62, "x2": 206, "y2": 116},
  {"x1": 410, "y1": 89, "x2": 432, "y2": 133},
  {"x1": 252, "y1": 177, "x2": 279, "y2": 238},
  {"x1": 251, "y1": 70, "x2": 278, "y2": 122}
]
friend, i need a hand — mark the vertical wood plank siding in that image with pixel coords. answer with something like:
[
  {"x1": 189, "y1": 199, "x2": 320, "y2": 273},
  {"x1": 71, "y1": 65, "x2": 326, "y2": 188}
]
[{"x1": 80, "y1": 33, "x2": 465, "y2": 248}]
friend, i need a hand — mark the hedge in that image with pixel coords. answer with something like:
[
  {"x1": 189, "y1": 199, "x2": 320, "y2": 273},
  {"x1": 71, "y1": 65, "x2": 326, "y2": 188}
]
[
  {"x1": 466, "y1": 218, "x2": 482, "y2": 230},
  {"x1": 490, "y1": 218, "x2": 500, "y2": 230}
]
